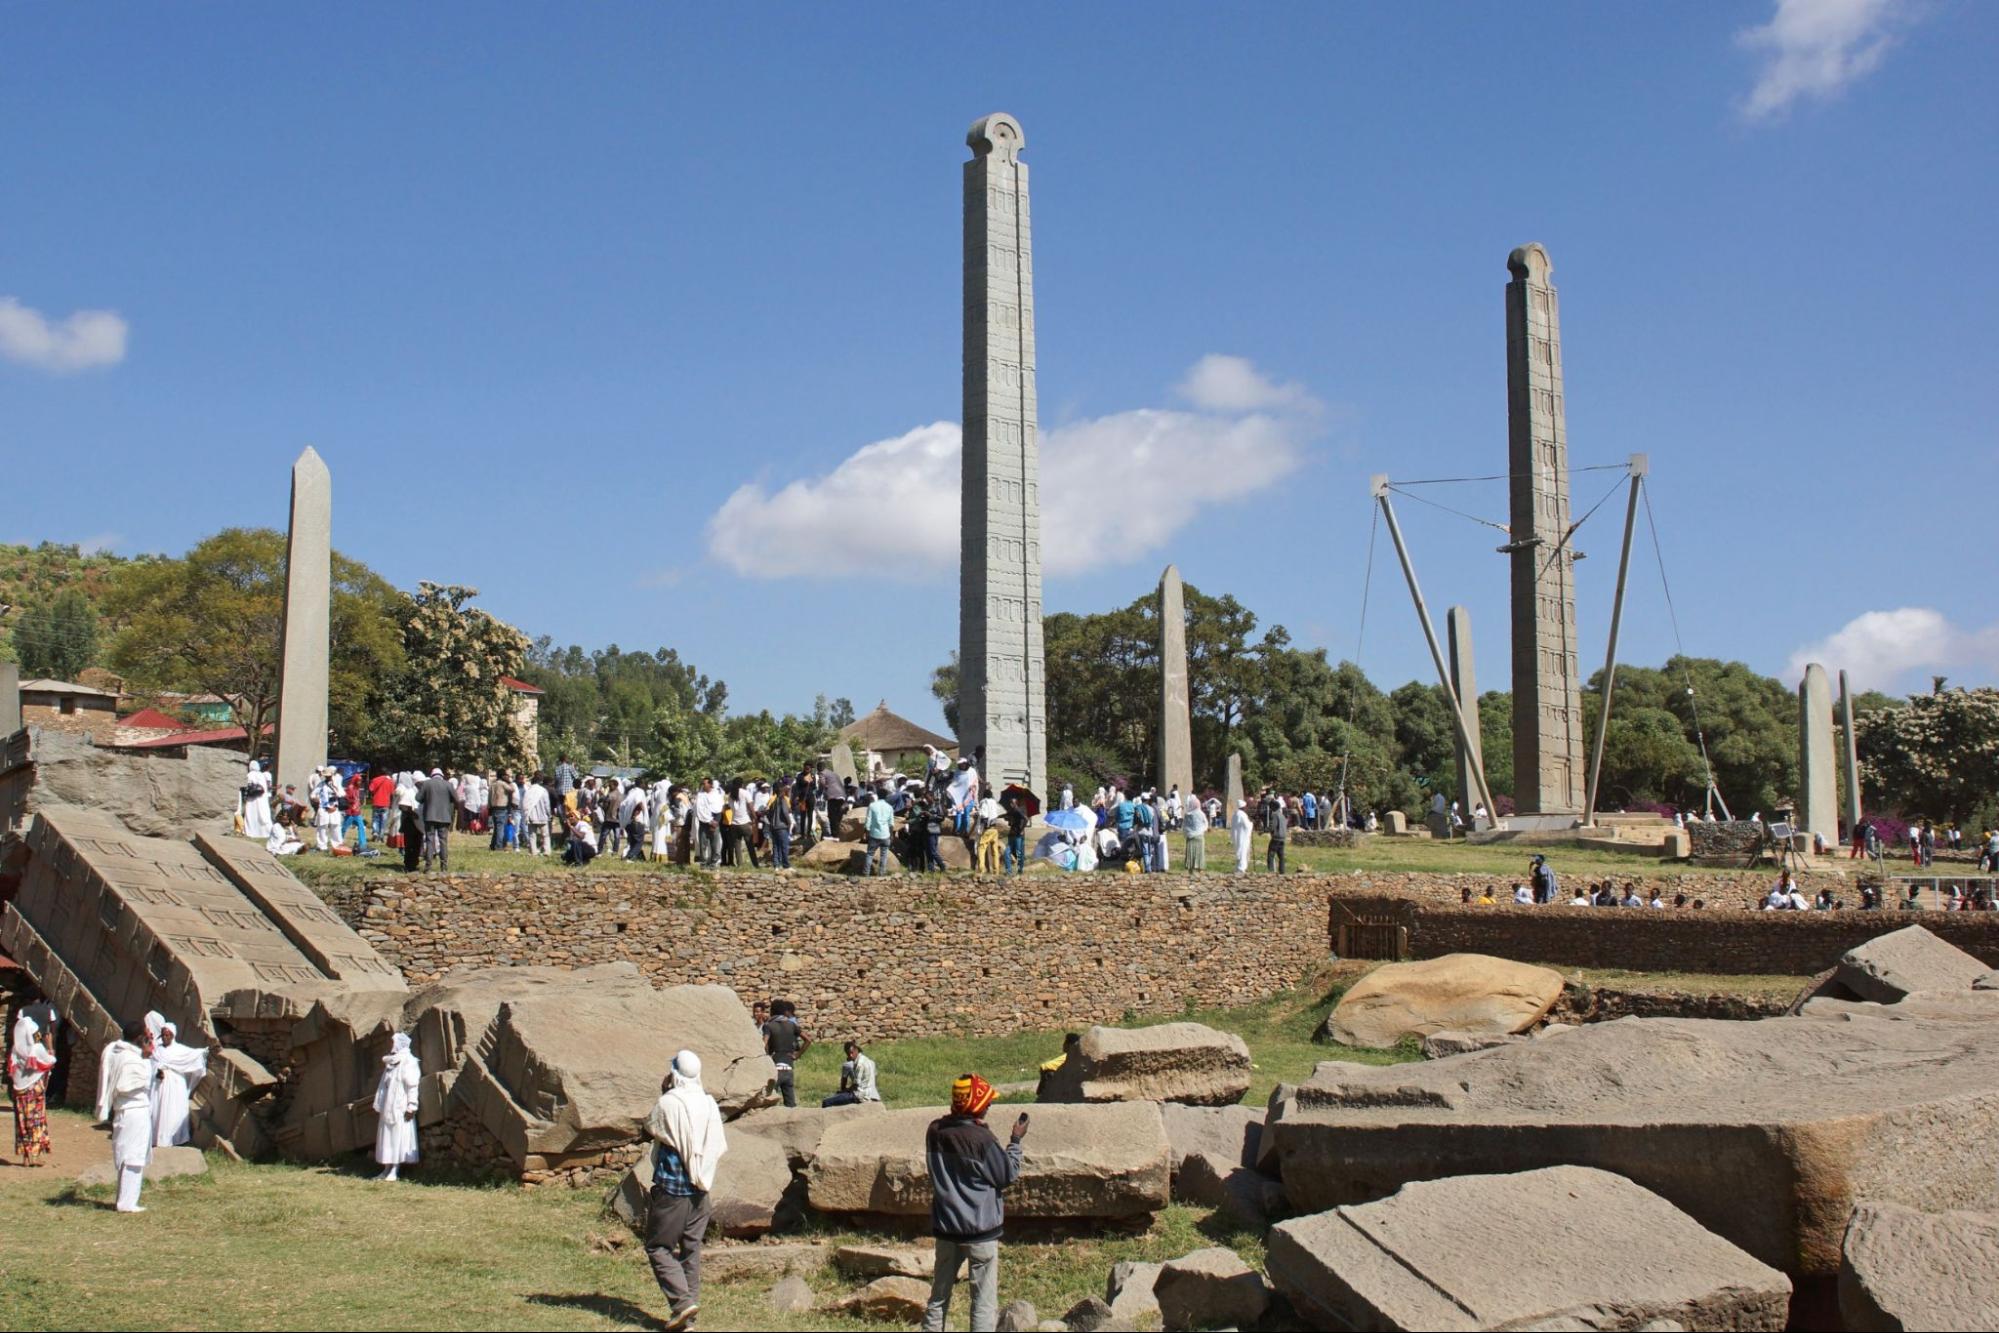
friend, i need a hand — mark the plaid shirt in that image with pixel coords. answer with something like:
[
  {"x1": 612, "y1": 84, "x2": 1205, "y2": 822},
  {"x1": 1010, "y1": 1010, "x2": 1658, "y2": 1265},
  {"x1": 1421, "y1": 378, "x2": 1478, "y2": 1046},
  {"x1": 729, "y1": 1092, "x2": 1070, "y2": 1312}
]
[{"x1": 652, "y1": 1144, "x2": 696, "y2": 1197}]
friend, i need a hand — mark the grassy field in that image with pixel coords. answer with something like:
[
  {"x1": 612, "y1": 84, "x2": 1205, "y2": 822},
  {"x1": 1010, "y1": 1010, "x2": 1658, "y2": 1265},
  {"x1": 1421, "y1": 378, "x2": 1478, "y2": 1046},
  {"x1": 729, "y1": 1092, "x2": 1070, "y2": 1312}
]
[
  {"x1": 3, "y1": 975, "x2": 1388, "y2": 1332},
  {"x1": 1, "y1": 950, "x2": 1815, "y2": 1331},
  {"x1": 781, "y1": 964, "x2": 1414, "y2": 1111},
  {"x1": 1, "y1": 1112, "x2": 1262, "y2": 1332},
  {"x1": 289, "y1": 825, "x2": 1726, "y2": 891}
]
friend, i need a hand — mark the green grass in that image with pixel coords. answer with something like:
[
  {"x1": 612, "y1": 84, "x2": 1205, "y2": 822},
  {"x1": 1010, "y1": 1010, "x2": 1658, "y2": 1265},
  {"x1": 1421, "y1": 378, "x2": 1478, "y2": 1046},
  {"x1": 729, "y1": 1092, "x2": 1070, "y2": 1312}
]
[
  {"x1": 1, "y1": 1111, "x2": 1251, "y2": 1332},
  {"x1": 782, "y1": 965, "x2": 1415, "y2": 1111},
  {"x1": 289, "y1": 826, "x2": 1723, "y2": 891}
]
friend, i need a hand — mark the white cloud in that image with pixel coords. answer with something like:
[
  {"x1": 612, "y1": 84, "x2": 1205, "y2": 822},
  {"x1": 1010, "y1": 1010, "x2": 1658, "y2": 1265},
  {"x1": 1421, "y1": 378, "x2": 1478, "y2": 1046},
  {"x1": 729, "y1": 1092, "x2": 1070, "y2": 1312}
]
[
  {"x1": 0, "y1": 296, "x2": 129, "y2": 372},
  {"x1": 1736, "y1": 0, "x2": 1919, "y2": 121},
  {"x1": 78, "y1": 533, "x2": 122, "y2": 556},
  {"x1": 1786, "y1": 606, "x2": 1999, "y2": 693},
  {"x1": 706, "y1": 357, "x2": 1316, "y2": 581},
  {"x1": 1176, "y1": 353, "x2": 1320, "y2": 415}
]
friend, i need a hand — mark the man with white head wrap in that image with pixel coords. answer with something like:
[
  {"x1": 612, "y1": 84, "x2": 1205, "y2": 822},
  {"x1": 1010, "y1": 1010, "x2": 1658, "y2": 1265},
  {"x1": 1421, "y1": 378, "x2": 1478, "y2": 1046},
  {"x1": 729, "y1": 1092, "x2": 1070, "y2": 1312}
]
[
  {"x1": 144, "y1": 1012, "x2": 207, "y2": 1148},
  {"x1": 374, "y1": 1033, "x2": 421, "y2": 1181},
  {"x1": 644, "y1": 1049, "x2": 727, "y2": 1330},
  {"x1": 96, "y1": 1018, "x2": 154, "y2": 1211},
  {"x1": 311, "y1": 767, "x2": 344, "y2": 853},
  {"x1": 417, "y1": 768, "x2": 457, "y2": 871},
  {"x1": 1231, "y1": 799, "x2": 1254, "y2": 874}
]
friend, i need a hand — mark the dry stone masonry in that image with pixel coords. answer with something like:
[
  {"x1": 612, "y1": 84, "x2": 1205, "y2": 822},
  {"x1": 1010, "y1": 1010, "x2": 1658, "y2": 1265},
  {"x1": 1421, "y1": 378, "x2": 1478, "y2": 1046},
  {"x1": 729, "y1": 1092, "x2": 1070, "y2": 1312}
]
[{"x1": 958, "y1": 111, "x2": 1047, "y2": 801}]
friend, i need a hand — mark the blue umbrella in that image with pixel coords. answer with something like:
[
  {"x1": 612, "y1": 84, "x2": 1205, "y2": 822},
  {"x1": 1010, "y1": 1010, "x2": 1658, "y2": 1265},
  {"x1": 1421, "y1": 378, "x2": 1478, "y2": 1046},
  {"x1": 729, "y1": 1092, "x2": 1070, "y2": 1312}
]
[{"x1": 1046, "y1": 807, "x2": 1094, "y2": 833}]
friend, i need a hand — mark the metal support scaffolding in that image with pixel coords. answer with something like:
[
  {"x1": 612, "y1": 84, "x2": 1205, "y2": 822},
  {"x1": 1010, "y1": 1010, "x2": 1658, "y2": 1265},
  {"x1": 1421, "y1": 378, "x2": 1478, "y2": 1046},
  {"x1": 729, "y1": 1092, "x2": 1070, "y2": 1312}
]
[
  {"x1": 1370, "y1": 475, "x2": 1501, "y2": 825},
  {"x1": 1582, "y1": 454, "x2": 1647, "y2": 826}
]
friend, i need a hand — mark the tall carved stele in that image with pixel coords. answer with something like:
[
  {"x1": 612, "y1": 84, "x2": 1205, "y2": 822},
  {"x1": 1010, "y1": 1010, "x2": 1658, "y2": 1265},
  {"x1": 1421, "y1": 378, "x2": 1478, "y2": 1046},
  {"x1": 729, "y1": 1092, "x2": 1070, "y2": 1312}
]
[
  {"x1": 275, "y1": 446, "x2": 331, "y2": 795},
  {"x1": 957, "y1": 113, "x2": 1047, "y2": 799},
  {"x1": 1506, "y1": 243, "x2": 1585, "y2": 815},
  {"x1": 1158, "y1": 564, "x2": 1194, "y2": 799}
]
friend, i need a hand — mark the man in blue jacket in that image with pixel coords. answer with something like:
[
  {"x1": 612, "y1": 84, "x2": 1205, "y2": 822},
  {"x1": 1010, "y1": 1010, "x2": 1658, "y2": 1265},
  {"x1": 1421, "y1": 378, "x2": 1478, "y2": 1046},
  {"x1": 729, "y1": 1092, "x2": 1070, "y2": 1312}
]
[{"x1": 922, "y1": 1074, "x2": 1027, "y2": 1332}]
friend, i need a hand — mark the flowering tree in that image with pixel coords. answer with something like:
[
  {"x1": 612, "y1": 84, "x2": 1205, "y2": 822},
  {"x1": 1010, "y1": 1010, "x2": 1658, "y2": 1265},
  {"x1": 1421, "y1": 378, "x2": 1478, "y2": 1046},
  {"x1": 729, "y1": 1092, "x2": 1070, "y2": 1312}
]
[
  {"x1": 371, "y1": 582, "x2": 531, "y2": 773},
  {"x1": 1857, "y1": 685, "x2": 1999, "y2": 823}
]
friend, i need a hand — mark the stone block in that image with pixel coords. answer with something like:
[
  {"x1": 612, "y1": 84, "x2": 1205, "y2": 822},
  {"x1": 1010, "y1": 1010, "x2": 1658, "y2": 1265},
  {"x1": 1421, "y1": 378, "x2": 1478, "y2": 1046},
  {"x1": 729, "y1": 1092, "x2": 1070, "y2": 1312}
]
[
  {"x1": 1270, "y1": 1012, "x2": 1999, "y2": 1277},
  {"x1": 1267, "y1": 1166, "x2": 1790, "y2": 1331},
  {"x1": 828, "y1": 1276, "x2": 929, "y2": 1322},
  {"x1": 732, "y1": 1100, "x2": 888, "y2": 1171},
  {"x1": 1832, "y1": 925, "x2": 1990, "y2": 1004},
  {"x1": 610, "y1": 1132, "x2": 794, "y2": 1239},
  {"x1": 807, "y1": 1102, "x2": 1169, "y2": 1222},
  {"x1": 769, "y1": 1274, "x2": 815, "y2": 1315},
  {"x1": 1036, "y1": 1022, "x2": 1250, "y2": 1106},
  {"x1": 1105, "y1": 1259, "x2": 1162, "y2": 1325},
  {"x1": 833, "y1": 1243, "x2": 934, "y2": 1280},
  {"x1": 1154, "y1": 1246, "x2": 1268, "y2": 1331},
  {"x1": 1383, "y1": 810, "x2": 1408, "y2": 836},
  {"x1": 1326, "y1": 954, "x2": 1564, "y2": 1049},
  {"x1": 1160, "y1": 1102, "x2": 1260, "y2": 1173},
  {"x1": 1839, "y1": 1200, "x2": 1999, "y2": 1332}
]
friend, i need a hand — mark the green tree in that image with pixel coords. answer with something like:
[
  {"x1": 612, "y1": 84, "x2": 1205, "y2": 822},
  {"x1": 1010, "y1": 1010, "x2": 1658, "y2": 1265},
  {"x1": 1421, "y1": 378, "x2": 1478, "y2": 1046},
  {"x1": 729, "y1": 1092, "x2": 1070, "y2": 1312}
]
[
  {"x1": 370, "y1": 583, "x2": 531, "y2": 772},
  {"x1": 11, "y1": 588, "x2": 100, "y2": 680},
  {"x1": 1857, "y1": 685, "x2": 1999, "y2": 822},
  {"x1": 103, "y1": 528, "x2": 403, "y2": 757}
]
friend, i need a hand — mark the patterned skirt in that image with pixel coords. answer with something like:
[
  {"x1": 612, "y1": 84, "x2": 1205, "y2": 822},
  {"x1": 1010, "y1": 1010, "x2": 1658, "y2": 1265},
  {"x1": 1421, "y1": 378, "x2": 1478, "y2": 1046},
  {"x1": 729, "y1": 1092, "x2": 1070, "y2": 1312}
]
[{"x1": 13, "y1": 1083, "x2": 51, "y2": 1158}]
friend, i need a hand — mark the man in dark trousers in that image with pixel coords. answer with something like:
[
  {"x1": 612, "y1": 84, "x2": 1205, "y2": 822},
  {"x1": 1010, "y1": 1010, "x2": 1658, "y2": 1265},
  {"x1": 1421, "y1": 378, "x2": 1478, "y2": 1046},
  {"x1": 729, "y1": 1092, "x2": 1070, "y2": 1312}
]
[
  {"x1": 921, "y1": 1074, "x2": 1026, "y2": 1332},
  {"x1": 417, "y1": 768, "x2": 457, "y2": 872},
  {"x1": 761, "y1": 999, "x2": 810, "y2": 1109}
]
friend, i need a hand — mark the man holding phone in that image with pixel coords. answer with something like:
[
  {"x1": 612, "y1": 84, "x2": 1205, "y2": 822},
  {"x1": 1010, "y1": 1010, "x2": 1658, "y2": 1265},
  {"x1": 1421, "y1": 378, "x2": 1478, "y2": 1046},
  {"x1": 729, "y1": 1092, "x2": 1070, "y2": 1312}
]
[{"x1": 922, "y1": 1073, "x2": 1027, "y2": 1332}]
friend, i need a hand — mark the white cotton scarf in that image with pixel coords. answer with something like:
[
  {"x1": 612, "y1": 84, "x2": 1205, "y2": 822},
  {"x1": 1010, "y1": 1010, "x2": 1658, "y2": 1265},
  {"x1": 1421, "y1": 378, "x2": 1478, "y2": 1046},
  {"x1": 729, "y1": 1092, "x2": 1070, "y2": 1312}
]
[{"x1": 645, "y1": 1051, "x2": 727, "y2": 1193}]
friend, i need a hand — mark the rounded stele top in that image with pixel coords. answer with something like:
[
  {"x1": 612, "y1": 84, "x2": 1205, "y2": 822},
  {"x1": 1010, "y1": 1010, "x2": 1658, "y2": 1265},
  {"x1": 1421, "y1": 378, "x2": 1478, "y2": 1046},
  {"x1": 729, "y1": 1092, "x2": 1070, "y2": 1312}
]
[
  {"x1": 967, "y1": 113, "x2": 1025, "y2": 160},
  {"x1": 1507, "y1": 243, "x2": 1553, "y2": 282}
]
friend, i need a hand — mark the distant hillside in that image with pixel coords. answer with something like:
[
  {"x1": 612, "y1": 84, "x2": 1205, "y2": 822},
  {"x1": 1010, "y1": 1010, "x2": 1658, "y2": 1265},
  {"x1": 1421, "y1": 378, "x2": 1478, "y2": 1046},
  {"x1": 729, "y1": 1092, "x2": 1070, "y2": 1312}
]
[{"x1": 0, "y1": 541, "x2": 137, "y2": 669}]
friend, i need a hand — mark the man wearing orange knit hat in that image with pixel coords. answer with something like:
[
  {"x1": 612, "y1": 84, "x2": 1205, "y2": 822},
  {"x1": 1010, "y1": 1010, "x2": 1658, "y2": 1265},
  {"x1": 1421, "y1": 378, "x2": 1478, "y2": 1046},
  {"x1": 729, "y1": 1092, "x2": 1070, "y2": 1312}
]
[{"x1": 921, "y1": 1073, "x2": 1028, "y2": 1332}]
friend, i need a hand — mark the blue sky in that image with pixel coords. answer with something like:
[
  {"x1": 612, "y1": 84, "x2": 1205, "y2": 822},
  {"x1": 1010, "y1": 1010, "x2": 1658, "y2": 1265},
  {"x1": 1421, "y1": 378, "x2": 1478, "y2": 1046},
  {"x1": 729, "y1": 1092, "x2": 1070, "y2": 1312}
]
[{"x1": 5, "y1": 2, "x2": 1995, "y2": 728}]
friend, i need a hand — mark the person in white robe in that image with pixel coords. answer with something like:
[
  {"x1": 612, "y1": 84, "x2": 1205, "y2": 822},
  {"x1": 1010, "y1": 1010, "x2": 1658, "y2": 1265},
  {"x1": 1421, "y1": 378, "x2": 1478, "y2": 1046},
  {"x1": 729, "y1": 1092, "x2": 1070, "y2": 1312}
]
[
  {"x1": 649, "y1": 778, "x2": 674, "y2": 858},
  {"x1": 374, "y1": 1033, "x2": 421, "y2": 1180},
  {"x1": 144, "y1": 1013, "x2": 207, "y2": 1148},
  {"x1": 643, "y1": 1049, "x2": 727, "y2": 1326},
  {"x1": 97, "y1": 1019, "x2": 155, "y2": 1213},
  {"x1": 1231, "y1": 800, "x2": 1254, "y2": 874},
  {"x1": 311, "y1": 768, "x2": 343, "y2": 852},
  {"x1": 240, "y1": 761, "x2": 274, "y2": 841},
  {"x1": 947, "y1": 760, "x2": 980, "y2": 833}
]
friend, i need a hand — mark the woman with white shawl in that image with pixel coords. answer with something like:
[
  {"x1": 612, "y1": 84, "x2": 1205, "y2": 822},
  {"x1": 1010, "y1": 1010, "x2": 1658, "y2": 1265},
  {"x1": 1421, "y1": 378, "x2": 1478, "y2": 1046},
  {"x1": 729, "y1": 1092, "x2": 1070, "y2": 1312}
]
[
  {"x1": 240, "y1": 760, "x2": 274, "y2": 841},
  {"x1": 96, "y1": 1018, "x2": 155, "y2": 1212},
  {"x1": 643, "y1": 1049, "x2": 727, "y2": 1328},
  {"x1": 9, "y1": 1007, "x2": 57, "y2": 1165},
  {"x1": 1231, "y1": 799, "x2": 1254, "y2": 874},
  {"x1": 373, "y1": 1033, "x2": 421, "y2": 1180},
  {"x1": 144, "y1": 1012, "x2": 208, "y2": 1148}
]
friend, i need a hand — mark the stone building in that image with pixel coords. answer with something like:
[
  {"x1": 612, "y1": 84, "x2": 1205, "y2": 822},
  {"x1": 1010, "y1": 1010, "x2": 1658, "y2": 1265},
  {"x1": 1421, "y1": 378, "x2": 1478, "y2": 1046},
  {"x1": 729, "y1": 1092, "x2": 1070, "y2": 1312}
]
[{"x1": 16, "y1": 677, "x2": 122, "y2": 742}]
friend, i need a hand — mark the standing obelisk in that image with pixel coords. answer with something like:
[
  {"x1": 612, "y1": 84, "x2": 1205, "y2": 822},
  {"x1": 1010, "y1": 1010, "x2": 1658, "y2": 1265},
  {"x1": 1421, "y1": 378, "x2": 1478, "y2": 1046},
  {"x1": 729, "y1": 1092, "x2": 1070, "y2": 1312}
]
[
  {"x1": 1447, "y1": 606, "x2": 1483, "y2": 826},
  {"x1": 275, "y1": 447, "x2": 331, "y2": 795},
  {"x1": 1505, "y1": 243, "x2": 1584, "y2": 817},
  {"x1": 1158, "y1": 565, "x2": 1194, "y2": 798},
  {"x1": 958, "y1": 113, "x2": 1046, "y2": 800}
]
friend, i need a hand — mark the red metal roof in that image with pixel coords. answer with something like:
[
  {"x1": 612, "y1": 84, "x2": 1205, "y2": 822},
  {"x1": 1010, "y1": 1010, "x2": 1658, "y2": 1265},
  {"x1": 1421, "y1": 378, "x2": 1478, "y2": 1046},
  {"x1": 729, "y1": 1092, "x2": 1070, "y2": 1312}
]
[
  {"x1": 119, "y1": 707, "x2": 189, "y2": 730},
  {"x1": 501, "y1": 676, "x2": 544, "y2": 694}
]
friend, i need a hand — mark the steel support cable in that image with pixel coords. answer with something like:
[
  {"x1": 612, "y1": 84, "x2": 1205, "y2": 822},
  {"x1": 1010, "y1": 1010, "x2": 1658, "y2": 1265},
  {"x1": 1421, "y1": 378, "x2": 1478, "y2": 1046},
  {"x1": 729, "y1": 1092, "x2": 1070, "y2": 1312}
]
[
  {"x1": 1532, "y1": 468, "x2": 1630, "y2": 586},
  {"x1": 1384, "y1": 484, "x2": 1512, "y2": 537},
  {"x1": 1334, "y1": 503, "x2": 1380, "y2": 816},
  {"x1": 1392, "y1": 462, "x2": 1630, "y2": 486},
  {"x1": 1639, "y1": 479, "x2": 1722, "y2": 807}
]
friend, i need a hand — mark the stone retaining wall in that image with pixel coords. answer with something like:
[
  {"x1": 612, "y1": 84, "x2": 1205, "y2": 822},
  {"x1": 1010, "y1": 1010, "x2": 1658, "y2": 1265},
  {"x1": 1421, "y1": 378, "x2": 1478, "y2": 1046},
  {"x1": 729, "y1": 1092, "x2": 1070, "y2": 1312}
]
[
  {"x1": 1337, "y1": 895, "x2": 1999, "y2": 975},
  {"x1": 345, "y1": 871, "x2": 1345, "y2": 1041},
  {"x1": 328, "y1": 864, "x2": 1947, "y2": 1039}
]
